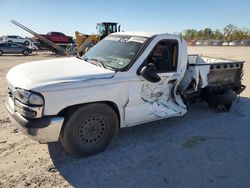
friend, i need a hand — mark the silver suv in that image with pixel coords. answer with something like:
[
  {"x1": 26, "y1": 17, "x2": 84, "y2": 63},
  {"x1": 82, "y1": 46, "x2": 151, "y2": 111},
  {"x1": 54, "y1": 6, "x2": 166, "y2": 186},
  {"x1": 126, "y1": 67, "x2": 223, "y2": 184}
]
[{"x1": 3, "y1": 35, "x2": 31, "y2": 45}]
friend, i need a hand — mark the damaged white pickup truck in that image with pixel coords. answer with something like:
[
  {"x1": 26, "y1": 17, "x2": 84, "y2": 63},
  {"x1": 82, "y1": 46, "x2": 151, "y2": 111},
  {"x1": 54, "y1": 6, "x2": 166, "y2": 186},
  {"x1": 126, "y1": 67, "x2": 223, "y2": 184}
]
[{"x1": 5, "y1": 32, "x2": 245, "y2": 157}]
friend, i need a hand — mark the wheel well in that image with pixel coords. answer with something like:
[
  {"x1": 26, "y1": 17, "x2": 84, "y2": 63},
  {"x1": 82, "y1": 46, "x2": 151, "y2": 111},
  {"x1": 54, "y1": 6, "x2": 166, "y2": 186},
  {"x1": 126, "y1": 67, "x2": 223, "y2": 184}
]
[{"x1": 58, "y1": 101, "x2": 121, "y2": 127}]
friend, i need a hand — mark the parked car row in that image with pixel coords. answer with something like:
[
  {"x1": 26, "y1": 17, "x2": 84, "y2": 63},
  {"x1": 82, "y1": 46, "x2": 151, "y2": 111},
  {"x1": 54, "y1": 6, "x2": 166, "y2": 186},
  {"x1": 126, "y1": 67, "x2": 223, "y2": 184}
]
[
  {"x1": 0, "y1": 35, "x2": 42, "y2": 56},
  {"x1": 1, "y1": 35, "x2": 40, "y2": 47},
  {"x1": 188, "y1": 40, "x2": 250, "y2": 46}
]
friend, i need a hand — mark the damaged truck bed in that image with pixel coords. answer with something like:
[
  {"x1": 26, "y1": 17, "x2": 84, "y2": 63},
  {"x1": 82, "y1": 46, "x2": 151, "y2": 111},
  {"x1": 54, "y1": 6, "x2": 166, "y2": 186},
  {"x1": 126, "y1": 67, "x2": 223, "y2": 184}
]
[{"x1": 179, "y1": 55, "x2": 245, "y2": 109}]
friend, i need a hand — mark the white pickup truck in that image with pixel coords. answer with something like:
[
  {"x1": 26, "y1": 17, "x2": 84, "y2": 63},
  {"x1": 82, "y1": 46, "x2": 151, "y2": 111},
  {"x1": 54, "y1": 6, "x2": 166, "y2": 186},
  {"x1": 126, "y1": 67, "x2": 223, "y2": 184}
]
[{"x1": 5, "y1": 32, "x2": 245, "y2": 157}]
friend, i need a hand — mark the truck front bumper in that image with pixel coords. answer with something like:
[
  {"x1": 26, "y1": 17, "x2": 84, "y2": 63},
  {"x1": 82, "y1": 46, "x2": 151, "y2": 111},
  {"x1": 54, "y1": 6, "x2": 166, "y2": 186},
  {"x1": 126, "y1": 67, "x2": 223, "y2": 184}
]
[{"x1": 5, "y1": 97, "x2": 64, "y2": 143}]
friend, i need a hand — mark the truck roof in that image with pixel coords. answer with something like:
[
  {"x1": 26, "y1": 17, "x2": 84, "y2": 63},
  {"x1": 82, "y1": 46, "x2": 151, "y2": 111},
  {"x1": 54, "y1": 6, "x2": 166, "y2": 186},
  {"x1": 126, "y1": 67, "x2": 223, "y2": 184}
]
[
  {"x1": 111, "y1": 32, "x2": 183, "y2": 40},
  {"x1": 111, "y1": 32, "x2": 157, "y2": 38}
]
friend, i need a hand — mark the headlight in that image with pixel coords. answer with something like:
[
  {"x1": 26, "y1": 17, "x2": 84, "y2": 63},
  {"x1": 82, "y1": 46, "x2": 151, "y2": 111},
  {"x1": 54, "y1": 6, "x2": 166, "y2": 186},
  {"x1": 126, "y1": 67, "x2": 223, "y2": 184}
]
[{"x1": 14, "y1": 89, "x2": 44, "y2": 106}]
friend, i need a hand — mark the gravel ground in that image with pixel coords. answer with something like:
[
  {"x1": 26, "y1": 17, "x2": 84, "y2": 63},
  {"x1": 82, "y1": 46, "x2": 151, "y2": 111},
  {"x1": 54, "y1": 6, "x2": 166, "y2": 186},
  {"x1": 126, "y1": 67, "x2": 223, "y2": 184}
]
[{"x1": 0, "y1": 47, "x2": 249, "y2": 188}]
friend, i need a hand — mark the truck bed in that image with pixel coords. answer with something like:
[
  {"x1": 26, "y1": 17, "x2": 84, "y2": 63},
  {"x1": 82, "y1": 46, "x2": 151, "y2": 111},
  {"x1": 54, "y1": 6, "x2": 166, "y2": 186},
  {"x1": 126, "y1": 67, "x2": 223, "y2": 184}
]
[
  {"x1": 188, "y1": 54, "x2": 244, "y2": 66},
  {"x1": 188, "y1": 55, "x2": 244, "y2": 87}
]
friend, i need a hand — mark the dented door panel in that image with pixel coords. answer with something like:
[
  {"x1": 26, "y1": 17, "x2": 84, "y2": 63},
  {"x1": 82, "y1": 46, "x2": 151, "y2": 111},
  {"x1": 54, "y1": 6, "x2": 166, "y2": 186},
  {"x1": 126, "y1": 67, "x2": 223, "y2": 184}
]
[{"x1": 124, "y1": 72, "x2": 184, "y2": 126}]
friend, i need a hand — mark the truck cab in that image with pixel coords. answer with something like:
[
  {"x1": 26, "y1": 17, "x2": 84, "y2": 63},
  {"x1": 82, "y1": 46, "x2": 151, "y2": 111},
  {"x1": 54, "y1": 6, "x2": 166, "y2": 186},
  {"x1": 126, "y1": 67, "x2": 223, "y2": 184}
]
[
  {"x1": 96, "y1": 22, "x2": 121, "y2": 39},
  {"x1": 5, "y1": 32, "x2": 244, "y2": 157}
]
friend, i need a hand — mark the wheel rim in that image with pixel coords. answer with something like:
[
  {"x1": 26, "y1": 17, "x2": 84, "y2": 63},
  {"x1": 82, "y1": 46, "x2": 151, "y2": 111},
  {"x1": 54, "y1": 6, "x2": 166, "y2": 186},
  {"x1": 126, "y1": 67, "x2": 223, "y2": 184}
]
[
  {"x1": 78, "y1": 117, "x2": 108, "y2": 146},
  {"x1": 24, "y1": 51, "x2": 28, "y2": 55}
]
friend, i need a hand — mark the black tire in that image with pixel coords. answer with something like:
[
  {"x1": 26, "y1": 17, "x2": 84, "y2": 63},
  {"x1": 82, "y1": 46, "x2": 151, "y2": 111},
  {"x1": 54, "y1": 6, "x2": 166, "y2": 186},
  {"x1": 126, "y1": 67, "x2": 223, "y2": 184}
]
[
  {"x1": 23, "y1": 50, "x2": 29, "y2": 56},
  {"x1": 0, "y1": 50, "x2": 3, "y2": 56},
  {"x1": 60, "y1": 103, "x2": 119, "y2": 157},
  {"x1": 203, "y1": 87, "x2": 236, "y2": 112},
  {"x1": 24, "y1": 41, "x2": 30, "y2": 46}
]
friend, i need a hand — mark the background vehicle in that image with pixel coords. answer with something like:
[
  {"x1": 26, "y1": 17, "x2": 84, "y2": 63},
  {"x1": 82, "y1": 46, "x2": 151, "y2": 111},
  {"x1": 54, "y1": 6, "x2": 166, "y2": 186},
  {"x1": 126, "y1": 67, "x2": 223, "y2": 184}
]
[
  {"x1": 10, "y1": 20, "x2": 120, "y2": 55},
  {"x1": 34, "y1": 32, "x2": 73, "y2": 44},
  {"x1": 240, "y1": 40, "x2": 250, "y2": 46},
  {"x1": 11, "y1": 20, "x2": 71, "y2": 55},
  {"x1": 3, "y1": 35, "x2": 31, "y2": 45},
  {"x1": 5, "y1": 33, "x2": 245, "y2": 157},
  {"x1": 28, "y1": 42, "x2": 39, "y2": 51},
  {"x1": 229, "y1": 40, "x2": 241, "y2": 46},
  {"x1": 75, "y1": 22, "x2": 120, "y2": 55},
  {"x1": 0, "y1": 42, "x2": 32, "y2": 56}
]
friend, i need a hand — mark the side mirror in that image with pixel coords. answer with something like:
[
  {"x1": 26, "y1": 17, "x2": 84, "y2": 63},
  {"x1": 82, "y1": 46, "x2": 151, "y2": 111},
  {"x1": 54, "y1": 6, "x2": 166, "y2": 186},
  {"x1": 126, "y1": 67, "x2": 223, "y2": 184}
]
[{"x1": 140, "y1": 63, "x2": 161, "y2": 83}]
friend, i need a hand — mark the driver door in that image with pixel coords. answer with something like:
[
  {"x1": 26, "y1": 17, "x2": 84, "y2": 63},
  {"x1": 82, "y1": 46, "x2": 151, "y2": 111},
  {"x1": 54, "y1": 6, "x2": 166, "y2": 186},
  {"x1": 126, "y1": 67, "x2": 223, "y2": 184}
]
[{"x1": 124, "y1": 39, "x2": 182, "y2": 126}]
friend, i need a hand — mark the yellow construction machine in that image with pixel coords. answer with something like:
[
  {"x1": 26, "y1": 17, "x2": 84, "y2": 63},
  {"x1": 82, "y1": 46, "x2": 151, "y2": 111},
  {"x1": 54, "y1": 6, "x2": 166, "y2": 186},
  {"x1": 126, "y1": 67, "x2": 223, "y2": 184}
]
[{"x1": 75, "y1": 22, "x2": 121, "y2": 55}]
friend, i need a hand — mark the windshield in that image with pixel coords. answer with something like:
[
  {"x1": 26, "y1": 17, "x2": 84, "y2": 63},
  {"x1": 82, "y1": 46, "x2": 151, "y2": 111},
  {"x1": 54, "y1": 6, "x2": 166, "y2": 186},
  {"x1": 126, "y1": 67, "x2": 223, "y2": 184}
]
[{"x1": 82, "y1": 35, "x2": 147, "y2": 70}]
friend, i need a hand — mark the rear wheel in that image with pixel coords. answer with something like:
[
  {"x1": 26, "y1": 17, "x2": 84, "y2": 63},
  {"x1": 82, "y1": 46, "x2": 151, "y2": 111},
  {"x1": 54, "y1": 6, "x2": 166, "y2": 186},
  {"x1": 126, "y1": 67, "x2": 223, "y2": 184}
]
[
  {"x1": 23, "y1": 50, "x2": 29, "y2": 56},
  {"x1": 203, "y1": 87, "x2": 236, "y2": 112},
  {"x1": 0, "y1": 50, "x2": 3, "y2": 56},
  {"x1": 24, "y1": 41, "x2": 30, "y2": 46},
  {"x1": 60, "y1": 103, "x2": 119, "y2": 157}
]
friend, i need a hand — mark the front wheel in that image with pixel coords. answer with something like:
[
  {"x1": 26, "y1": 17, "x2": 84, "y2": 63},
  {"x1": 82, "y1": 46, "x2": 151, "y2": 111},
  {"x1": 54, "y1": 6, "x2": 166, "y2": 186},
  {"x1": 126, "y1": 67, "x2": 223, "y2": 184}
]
[
  {"x1": 60, "y1": 103, "x2": 119, "y2": 157},
  {"x1": 0, "y1": 50, "x2": 3, "y2": 56}
]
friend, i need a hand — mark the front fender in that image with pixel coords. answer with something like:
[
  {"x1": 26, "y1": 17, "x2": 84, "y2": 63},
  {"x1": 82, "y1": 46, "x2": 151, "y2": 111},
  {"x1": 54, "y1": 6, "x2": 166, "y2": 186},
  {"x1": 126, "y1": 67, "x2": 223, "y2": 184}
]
[{"x1": 40, "y1": 81, "x2": 129, "y2": 127}]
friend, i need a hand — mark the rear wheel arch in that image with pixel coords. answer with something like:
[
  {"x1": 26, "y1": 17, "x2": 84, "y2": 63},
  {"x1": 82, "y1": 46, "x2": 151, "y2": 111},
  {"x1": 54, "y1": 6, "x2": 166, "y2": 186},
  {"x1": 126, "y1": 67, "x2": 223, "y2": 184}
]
[{"x1": 202, "y1": 86, "x2": 237, "y2": 112}]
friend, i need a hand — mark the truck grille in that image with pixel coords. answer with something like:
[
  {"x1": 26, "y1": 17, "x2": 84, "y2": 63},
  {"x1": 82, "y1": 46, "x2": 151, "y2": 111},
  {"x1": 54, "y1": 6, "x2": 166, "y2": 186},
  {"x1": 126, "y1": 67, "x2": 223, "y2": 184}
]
[{"x1": 7, "y1": 83, "x2": 15, "y2": 101}]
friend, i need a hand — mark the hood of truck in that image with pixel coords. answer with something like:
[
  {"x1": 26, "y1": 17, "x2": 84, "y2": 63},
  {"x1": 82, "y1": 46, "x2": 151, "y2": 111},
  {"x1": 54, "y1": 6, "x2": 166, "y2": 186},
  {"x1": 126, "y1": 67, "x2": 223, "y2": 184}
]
[{"x1": 6, "y1": 57, "x2": 115, "y2": 90}]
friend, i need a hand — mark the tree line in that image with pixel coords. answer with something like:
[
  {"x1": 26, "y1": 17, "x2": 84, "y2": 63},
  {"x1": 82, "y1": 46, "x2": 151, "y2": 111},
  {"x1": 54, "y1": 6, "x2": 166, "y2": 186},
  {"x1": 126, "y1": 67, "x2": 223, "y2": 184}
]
[{"x1": 182, "y1": 24, "x2": 250, "y2": 42}]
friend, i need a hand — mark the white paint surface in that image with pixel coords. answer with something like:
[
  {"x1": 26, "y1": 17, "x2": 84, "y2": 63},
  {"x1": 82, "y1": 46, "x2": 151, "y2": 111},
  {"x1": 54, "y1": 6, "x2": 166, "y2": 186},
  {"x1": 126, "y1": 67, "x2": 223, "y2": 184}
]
[{"x1": 6, "y1": 57, "x2": 115, "y2": 90}]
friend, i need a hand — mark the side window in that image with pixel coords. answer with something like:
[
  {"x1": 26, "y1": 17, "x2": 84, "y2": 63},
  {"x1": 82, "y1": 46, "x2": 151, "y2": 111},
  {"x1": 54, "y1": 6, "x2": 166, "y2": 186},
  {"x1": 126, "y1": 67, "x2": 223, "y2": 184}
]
[
  {"x1": 10, "y1": 44, "x2": 19, "y2": 48},
  {"x1": 107, "y1": 25, "x2": 113, "y2": 34},
  {"x1": 113, "y1": 25, "x2": 117, "y2": 32},
  {"x1": 148, "y1": 40, "x2": 178, "y2": 73}
]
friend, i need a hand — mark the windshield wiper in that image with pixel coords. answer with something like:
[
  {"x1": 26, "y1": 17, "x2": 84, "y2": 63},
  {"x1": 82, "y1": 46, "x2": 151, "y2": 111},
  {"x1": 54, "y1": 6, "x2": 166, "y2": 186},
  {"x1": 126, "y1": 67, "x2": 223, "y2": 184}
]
[
  {"x1": 83, "y1": 56, "x2": 117, "y2": 71},
  {"x1": 85, "y1": 57, "x2": 107, "y2": 68}
]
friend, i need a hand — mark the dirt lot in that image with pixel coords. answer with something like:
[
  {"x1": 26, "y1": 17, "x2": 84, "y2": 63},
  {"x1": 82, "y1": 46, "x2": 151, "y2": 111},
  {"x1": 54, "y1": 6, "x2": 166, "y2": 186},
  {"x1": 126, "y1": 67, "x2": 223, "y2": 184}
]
[{"x1": 0, "y1": 47, "x2": 249, "y2": 188}]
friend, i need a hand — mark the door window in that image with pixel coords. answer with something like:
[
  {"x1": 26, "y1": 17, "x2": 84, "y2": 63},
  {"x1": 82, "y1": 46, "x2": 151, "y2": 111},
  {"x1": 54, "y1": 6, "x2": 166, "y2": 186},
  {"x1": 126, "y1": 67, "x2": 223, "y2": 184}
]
[{"x1": 148, "y1": 40, "x2": 178, "y2": 73}]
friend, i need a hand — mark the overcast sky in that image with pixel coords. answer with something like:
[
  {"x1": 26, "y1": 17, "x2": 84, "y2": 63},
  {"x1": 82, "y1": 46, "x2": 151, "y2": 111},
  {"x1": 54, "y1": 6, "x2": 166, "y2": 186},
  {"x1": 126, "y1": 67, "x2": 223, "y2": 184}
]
[{"x1": 1, "y1": 0, "x2": 250, "y2": 37}]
